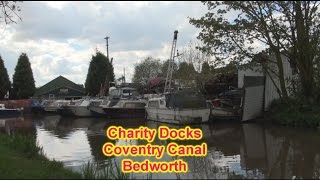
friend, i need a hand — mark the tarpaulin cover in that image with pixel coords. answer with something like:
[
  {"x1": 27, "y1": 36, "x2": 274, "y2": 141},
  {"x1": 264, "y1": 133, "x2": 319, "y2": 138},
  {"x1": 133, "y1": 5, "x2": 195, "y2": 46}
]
[{"x1": 165, "y1": 89, "x2": 207, "y2": 109}]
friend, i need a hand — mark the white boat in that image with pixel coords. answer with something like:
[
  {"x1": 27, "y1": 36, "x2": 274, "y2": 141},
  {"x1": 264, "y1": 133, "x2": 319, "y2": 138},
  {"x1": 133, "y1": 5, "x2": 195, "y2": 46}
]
[
  {"x1": 60, "y1": 98, "x2": 104, "y2": 117},
  {"x1": 57, "y1": 99, "x2": 83, "y2": 116},
  {"x1": 88, "y1": 98, "x2": 112, "y2": 117},
  {"x1": 88, "y1": 86, "x2": 144, "y2": 118},
  {"x1": 0, "y1": 104, "x2": 23, "y2": 118},
  {"x1": 145, "y1": 91, "x2": 211, "y2": 125},
  {"x1": 101, "y1": 98, "x2": 147, "y2": 119},
  {"x1": 43, "y1": 100, "x2": 70, "y2": 113}
]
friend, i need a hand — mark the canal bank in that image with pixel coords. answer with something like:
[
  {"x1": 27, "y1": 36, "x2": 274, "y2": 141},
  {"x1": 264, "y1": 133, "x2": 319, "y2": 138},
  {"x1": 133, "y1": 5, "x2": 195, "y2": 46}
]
[
  {"x1": 263, "y1": 98, "x2": 320, "y2": 128},
  {"x1": 0, "y1": 133, "x2": 82, "y2": 179}
]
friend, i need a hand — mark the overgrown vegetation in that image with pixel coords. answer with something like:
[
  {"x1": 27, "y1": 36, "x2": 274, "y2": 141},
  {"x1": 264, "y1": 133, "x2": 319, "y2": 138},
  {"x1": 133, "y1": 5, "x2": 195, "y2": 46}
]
[
  {"x1": 81, "y1": 160, "x2": 132, "y2": 179},
  {"x1": 0, "y1": 133, "x2": 154, "y2": 179},
  {"x1": 0, "y1": 133, "x2": 43, "y2": 158},
  {"x1": 0, "y1": 133, "x2": 82, "y2": 179},
  {"x1": 81, "y1": 160, "x2": 154, "y2": 179},
  {"x1": 266, "y1": 98, "x2": 320, "y2": 128}
]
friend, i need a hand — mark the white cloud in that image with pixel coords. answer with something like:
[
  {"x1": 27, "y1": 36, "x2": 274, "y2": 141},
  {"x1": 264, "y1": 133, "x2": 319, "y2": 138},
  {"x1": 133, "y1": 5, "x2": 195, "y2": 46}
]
[
  {"x1": 0, "y1": 1, "x2": 217, "y2": 87},
  {"x1": 40, "y1": 1, "x2": 71, "y2": 10}
]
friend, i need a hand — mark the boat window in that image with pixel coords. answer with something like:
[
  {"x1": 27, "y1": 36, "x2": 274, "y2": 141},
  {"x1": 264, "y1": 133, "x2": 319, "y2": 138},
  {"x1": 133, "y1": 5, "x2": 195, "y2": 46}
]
[
  {"x1": 160, "y1": 100, "x2": 164, "y2": 105},
  {"x1": 148, "y1": 101, "x2": 159, "y2": 108},
  {"x1": 122, "y1": 89, "x2": 139, "y2": 97},
  {"x1": 0, "y1": 104, "x2": 4, "y2": 109},
  {"x1": 122, "y1": 89, "x2": 131, "y2": 94},
  {"x1": 89, "y1": 101, "x2": 101, "y2": 106},
  {"x1": 110, "y1": 89, "x2": 120, "y2": 96}
]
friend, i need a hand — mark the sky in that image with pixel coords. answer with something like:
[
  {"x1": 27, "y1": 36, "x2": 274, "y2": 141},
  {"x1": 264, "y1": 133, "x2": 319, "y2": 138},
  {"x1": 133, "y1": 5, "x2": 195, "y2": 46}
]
[{"x1": 0, "y1": 1, "x2": 210, "y2": 87}]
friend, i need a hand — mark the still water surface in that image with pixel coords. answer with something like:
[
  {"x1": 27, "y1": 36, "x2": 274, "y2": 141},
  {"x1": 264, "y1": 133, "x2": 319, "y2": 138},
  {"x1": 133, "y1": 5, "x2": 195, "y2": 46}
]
[{"x1": 2, "y1": 114, "x2": 320, "y2": 179}]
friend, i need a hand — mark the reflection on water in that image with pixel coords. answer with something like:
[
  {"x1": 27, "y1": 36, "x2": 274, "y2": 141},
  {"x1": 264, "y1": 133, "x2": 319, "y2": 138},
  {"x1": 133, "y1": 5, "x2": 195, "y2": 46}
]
[{"x1": 1, "y1": 115, "x2": 320, "y2": 179}]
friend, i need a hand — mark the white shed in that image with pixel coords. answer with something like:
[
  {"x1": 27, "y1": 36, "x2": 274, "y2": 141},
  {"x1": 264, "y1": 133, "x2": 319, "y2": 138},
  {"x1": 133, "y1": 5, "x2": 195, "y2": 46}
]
[{"x1": 238, "y1": 53, "x2": 295, "y2": 121}]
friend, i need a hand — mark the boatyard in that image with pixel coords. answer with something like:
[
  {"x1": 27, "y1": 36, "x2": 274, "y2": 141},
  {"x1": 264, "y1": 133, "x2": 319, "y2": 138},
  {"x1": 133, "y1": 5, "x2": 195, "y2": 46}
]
[
  {"x1": 0, "y1": 30, "x2": 246, "y2": 124},
  {"x1": 1, "y1": 36, "x2": 320, "y2": 178},
  {"x1": 1, "y1": 1, "x2": 320, "y2": 179}
]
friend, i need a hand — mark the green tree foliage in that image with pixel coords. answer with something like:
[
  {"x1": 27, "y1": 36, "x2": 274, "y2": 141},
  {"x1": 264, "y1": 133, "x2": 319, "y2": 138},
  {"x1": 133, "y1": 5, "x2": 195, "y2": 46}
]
[
  {"x1": 174, "y1": 62, "x2": 198, "y2": 89},
  {"x1": 176, "y1": 62, "x2": 196, "y2": 80},
  {"x1": 132, "y1": 57, "x2": 162, "y2": 86},
  {"x1": 201, "y1": 61, "x2": 211, "y2": 75},
  {"x1": 161, "y1": 59, "x2": 178, "y2": 78},
  {"x1": 196, "y1": 62, "x2": 213, "y2": 94},
  {"x1": 190, "y1": 1, "x2": 320, "y2": 103},
  {"x1": 0, "y1": 56, "x2": 11, "y2": 99},
  {"x1": 85, "y1": 51, "x2": 115, "y2": 96},
  {"x1": 12, "y1": 53, "x2": 35, "y2": 99}
]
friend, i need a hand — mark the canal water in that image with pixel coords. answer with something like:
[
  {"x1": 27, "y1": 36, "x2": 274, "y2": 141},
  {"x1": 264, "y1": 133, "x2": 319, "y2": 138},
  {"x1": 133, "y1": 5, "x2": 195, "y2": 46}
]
[{"x1": 1, "y1": 114, "x2": 320, "y2": 179}]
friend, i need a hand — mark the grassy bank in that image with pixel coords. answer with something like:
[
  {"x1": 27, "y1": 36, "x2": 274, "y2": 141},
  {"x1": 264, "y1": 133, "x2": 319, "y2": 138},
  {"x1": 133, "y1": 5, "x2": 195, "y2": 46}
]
[
  {"x1": 266, "y1": 98, "x2": 320, "y2": 128},
  {"x1": 0, "y1": 133, "x2": 81, "y2": 179},
  {"x1": 0, "y1": 133, "x2": 139, "y2": 179},
  {"x1": 81, "y1": 160, "x2": 135, "y2": 179}
]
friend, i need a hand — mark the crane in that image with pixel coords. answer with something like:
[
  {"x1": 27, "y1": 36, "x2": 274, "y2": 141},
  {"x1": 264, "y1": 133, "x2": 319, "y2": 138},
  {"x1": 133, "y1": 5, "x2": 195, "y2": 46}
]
[{"x1": 163, "y1": 30, "x2": 179, "y2": 94}]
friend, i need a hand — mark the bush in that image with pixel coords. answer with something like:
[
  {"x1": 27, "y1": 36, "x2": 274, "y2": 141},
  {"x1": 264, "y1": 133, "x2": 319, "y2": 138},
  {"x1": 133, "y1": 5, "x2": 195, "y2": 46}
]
[{"x1": 267, "y1": 98, "x2": 320, "y2": 128}]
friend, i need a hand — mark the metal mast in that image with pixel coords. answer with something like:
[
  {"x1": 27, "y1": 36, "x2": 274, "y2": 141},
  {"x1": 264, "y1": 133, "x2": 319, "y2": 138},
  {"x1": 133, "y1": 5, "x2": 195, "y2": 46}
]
[{"x1": 164, "y1": 30, "x2": 178, "y2": 94}]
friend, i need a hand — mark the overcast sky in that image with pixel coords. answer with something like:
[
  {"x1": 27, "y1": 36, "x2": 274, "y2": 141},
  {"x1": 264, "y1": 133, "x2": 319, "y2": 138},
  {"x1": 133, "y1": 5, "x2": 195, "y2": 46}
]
[{"x1": 0, "y1": 1, "x2": 211, "y2": 87}]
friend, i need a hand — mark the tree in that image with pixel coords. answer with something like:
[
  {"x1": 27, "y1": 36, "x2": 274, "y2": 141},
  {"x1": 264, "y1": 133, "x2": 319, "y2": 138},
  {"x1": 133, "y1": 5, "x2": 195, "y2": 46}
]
[
  {"x1": 201, "y1": 61, "x2": 211, "y2": 74},
  {"x1": 0, "y1": 1, "x2": 22, "y2": 25},
  {"x1": 85, "y1": 51, "x2": 114, "y2": 96},
  {"x1": 190, "y1": 1, "x2": 320, "y2": 103},
  {"x1": 179, "y1": 41, "x2": 213, "y2": 72},
  {"x1": 0, "y1": 55, "x2": 11, "y2": 99},
  {"x1": 12, "y1": 53, "x2": 35, "y2": 99},
  {"x1": 132, "y1": 57, "x2": 162, "y2": 86},
  {"x1": 174, "y1": 62, "x2": 198, "y2": 89},
  {"x1": 195, "y1": 62, "x2": 213, "y2": 95},
  {"x1": 176, "y1": 61, "x2": 196, "y2": 80},
  {"x1": 160, "y1": 59, "x2": 178, "y2": 78}
]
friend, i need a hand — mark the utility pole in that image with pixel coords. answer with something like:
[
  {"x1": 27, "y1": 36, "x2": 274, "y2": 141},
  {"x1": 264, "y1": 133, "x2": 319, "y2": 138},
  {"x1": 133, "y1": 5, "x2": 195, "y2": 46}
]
[
  {"x1": 102, "y1": 36, "x2": 110, "y2": 96},
  {"x1": 124, "y1": 68, "x2": 126, "y2": 83},
  {"x1": 104, "y1": 36, "x2": 109, "y2": 60}
]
